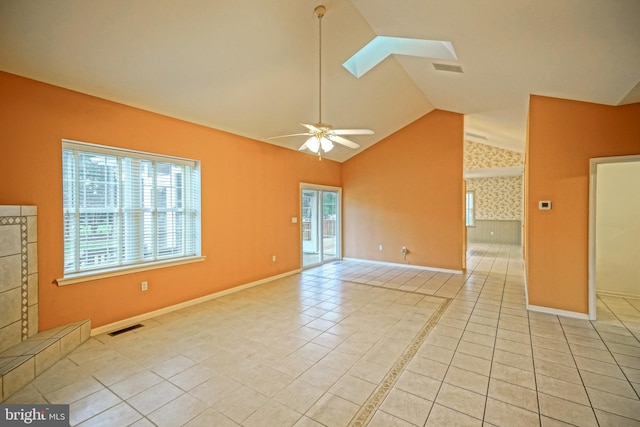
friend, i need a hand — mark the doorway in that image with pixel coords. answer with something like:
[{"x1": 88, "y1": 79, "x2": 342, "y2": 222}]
[
  {"x1": 301, "y1": 184, "x2": 341, "y2": 268},
  {"x1": 589, "y1": 155, "x2": 640, "y2": 319}
]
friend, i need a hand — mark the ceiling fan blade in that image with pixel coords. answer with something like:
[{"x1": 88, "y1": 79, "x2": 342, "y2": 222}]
[
  {"x1": 331, "y1": 128, "x2": 375, "y2": 136},
  {"x1": 266, "y1": 133, "x2": 312, "y2": 140},
  {"x1": 298, "y1": 141, "x2": 309, "y2": 151},
  {"x1": 301, "y1": 123, "x2": 322, "y2": 133},
  {"x1": 329, "y1": 135, "x2": 360, "y2": 149}
]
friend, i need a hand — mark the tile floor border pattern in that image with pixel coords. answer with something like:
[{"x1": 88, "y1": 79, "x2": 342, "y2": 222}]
[{"x1": 348, "y1": 297, "x2": 452, "y2": 427}]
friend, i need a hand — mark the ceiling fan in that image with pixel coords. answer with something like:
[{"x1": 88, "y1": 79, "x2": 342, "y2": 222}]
[{"x1": 267, "y1": 5, "x2": 374, "y2": 158}]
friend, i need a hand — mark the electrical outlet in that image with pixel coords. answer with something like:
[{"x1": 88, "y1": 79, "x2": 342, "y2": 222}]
[
  {"x1": 379, "y1": 244, "x2": 383, "y2": 251},
  {"x1": 272, "y1": 255, "x2": 277, "y2": 262},
  {"x1": 401, "y1": 246, "x2": 407, "y2": 254},
  {"x1": 141, "y1": 281, "x2": 148, "y2": 291}
]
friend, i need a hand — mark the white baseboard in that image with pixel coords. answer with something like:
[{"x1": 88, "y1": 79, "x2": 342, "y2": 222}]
[
  {"x1": 342, "y1": 257, "x2": 463, "y2": 274},
  {"x1": 91, "y1": 269, "x2": 301, "y2": 336},
  {"x1": 596, "y1": 289, "x2": 640, "y2": 300},
  {"x1": 527, "y1": 304, "x2": 590, "y2": 320}
]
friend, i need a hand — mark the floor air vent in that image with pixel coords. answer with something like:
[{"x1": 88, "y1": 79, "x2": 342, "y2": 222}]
[{"x1": 108, "y1": 323, "x2": 144, "y2": 336}]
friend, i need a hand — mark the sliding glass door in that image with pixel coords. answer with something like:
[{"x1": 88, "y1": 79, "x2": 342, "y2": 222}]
[{"x1": 301, "y1": 185, "x2": 341, "y2": 268}]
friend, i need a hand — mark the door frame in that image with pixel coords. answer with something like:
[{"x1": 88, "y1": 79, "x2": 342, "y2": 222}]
[
  {"x1": 300, "y1": 183, "x2": 342, "y2": 268},
  {"x1": 588, "y1": 154, "x2": 640, "y2": 320}
]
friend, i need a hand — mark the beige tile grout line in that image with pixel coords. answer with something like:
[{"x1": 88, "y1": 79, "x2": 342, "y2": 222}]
[{"x1": 348, "y1": 296, "x2": 453, "y2": 427}]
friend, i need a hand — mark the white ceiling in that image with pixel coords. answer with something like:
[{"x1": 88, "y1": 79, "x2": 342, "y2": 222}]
[{"x1": 1, "y1": 0, "x2": 639, "y2": 162}]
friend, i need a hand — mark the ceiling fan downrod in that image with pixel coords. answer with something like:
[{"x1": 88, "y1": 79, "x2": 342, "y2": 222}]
[
  {"x1": 265, "y1": 4, "x2": 372, "y2": 157},
  {"x1": 315, "y1": 5, "x2": 325, "y2": 126}
]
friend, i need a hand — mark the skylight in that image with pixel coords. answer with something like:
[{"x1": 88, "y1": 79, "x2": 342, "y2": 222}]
[{"x1": 343, "y1": 36, "x2": 458, "y2": 78}]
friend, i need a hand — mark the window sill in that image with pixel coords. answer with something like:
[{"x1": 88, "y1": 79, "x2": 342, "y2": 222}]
[{"x1": 56, "y1": 256, "x2": 206, "y2": 286}]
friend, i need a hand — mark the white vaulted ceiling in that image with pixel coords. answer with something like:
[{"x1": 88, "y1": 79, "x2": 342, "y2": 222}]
[{"x1": 1, "y1": 0, "x2": 639, "y2": 161}]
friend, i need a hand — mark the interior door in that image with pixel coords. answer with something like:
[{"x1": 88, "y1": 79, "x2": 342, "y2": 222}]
[{"x1": 301, "y1": 185, "x2": 341, "y2": 268}]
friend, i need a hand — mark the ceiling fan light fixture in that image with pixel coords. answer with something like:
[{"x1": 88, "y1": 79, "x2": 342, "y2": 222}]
[
  {"x1": 306, "y1": 136, "x2": 320, "y2": 153},
  {"x1": 320, "y1": 136, "x2": 333, "y2": 152}
]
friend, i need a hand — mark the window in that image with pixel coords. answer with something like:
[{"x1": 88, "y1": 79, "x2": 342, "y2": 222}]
[
  {"x1": 62, "y1": 140, "x2": 201, "y2": 280},
  {"x1": 466, "y1": 191, "x2": 475, "y2": 227}
]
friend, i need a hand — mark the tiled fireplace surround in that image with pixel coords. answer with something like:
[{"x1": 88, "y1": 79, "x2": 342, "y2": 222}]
[
  {"x1": 0, "y1": 205, "x2": 90, "y2": 401},
  {"x1": 0, "y1": 205, "x2": 39, "y2": 352}
]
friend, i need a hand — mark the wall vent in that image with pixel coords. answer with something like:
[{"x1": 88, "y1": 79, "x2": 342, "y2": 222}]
[
  {"x1": 433, "y1": 63, "x2": 463, "y2": 73},
  {"x1": 108, "y1": 324, "x2": 144, "y2": 336}
]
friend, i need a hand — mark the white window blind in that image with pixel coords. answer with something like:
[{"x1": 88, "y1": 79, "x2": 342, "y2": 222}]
[{"x1": 62, "y1": 140, "x2": 201, "y2": 277}]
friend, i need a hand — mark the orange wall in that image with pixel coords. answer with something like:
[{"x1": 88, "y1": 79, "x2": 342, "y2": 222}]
[
  {"x1": 526, "y1": 95, "x2": 640, "y2": 313},
  {"x1": 0, "y1": 72, "x2": 341, "y2": 329},
  {"x1": 342, "y1": 110, "x2": 464, "y2": 270}
]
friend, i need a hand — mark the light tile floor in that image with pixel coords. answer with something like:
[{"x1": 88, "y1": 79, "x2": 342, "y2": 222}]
[{"x1": 5, "y1": 243, "x2": 640, "y2": 426}]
